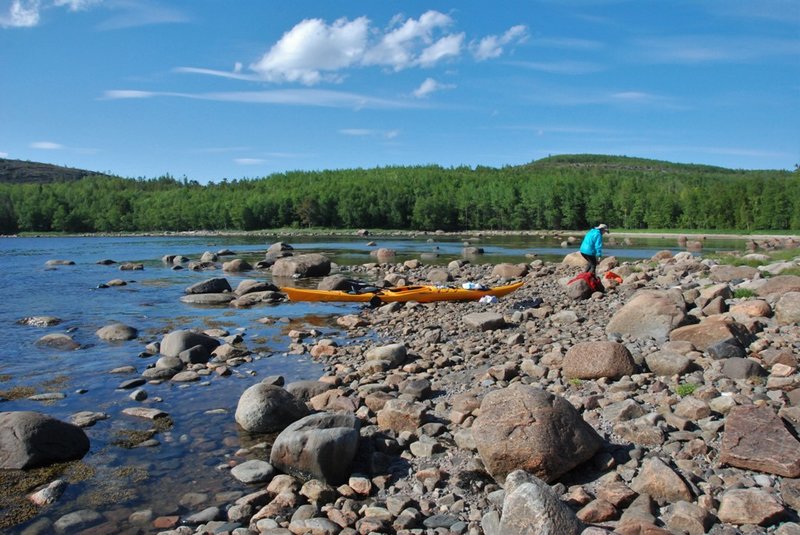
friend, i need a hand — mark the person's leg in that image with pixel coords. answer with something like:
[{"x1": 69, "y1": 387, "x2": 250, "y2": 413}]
[{"x1": 581, "y1": 253, "x2": 597, "y2": 274}]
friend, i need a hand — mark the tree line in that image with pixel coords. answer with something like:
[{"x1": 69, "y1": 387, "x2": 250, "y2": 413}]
[{"x1": 0, "y1": 155, "x2": 798, "y2": 234}]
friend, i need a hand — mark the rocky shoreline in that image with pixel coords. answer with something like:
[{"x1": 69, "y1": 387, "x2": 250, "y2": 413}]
[{"x1": 5, "y1": 242, "x2": 800, "y2": 534}]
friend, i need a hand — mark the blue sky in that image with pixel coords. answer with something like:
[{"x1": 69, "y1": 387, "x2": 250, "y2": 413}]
[{"x1": 1, "y1": 0, "x2": 798, "y2": 183}]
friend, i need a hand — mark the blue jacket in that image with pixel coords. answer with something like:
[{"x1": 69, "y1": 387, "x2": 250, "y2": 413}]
[{"x1": 580, "y1": 228, "x2": 604, "y2": 257}]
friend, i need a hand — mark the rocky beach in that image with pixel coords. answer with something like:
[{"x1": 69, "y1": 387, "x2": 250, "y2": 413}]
[{"x1": 3, "y1": 235, "x2": 800, "y2": 535}]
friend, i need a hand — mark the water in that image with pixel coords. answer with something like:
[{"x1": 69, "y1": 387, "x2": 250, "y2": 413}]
[{"x1": 0, "y1": 233, "x2": 742, "y2": 532}]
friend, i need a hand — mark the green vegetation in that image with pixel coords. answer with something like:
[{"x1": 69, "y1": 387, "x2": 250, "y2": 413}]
[
  {"x1": 1, "y1": 154, "x2": 798, "y2": 234},
  {"x1": 675, "y1": 383, "x2": 698, "y2": 397},
  {"x1": 733, "y1": 288, "x2": 758, "y2": 299}
]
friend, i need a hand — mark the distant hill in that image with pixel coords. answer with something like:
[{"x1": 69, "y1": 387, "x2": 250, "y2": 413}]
[{"x1": 0, "y1": 158, "x2": 108, "y2": 184}]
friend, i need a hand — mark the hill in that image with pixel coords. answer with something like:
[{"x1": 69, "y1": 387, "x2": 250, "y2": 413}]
[{"x1": 0, "y1": 158, "x2": 107, "y2": 184}]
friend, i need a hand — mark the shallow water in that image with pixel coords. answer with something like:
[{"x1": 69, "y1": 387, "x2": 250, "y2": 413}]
[{"x1": 0, "y1": 233, "x2": 742, "y2": 532}]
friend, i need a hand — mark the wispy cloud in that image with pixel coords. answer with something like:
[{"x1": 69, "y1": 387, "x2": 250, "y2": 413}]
[
  {"x1": 102, "y1": 88, "x2": 425, "y2": 110},
  {"x1": 413, "y1": 77, "x2": 456, "y2": 98},
  {"x1": 1, "y1": 0, "x2": 188, "y2": 30},
  {"x1": 507, "y1": 60, "x2": 604, "y2": 75},
  {"x1": 339, "y1": 128, "x2": 399, "y2": 139},
  {"x1": 181, "y1": 11, "x2": 525, "y2": 86},
  {"x1": 631, "y1": 35, "x2": 800, "y2": 64},
  {"x1": 234, "y1": 158, "x2": 266, "y2": 165},
  {"x1": 30, "y1": 141, "x2": 64, "y2": 150},
  {"x1": 0, "y1": 151, "x2": 9, "y2": 158}
]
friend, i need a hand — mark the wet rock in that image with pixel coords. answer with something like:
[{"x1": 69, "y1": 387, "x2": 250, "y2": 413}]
[
  {"x1": 18, "y1": 316, "x2": 61, "y2": 327},
  {"x1": 96, "y1": 323, "x2": 138, "y2": 341},
  {"x1": 0, "y1": 411, "x2": 90, "y2": 469},
  {"x1": 185, "y1": 277, "x2": 232, "y2": 294},
  {"x1": 28, "y1": 479, "x2": 68, "y2": 506},
  {"x1": 235, "y1": 279, "x2": 278, "y2": 295},
  {"x1": 272, "y1": 253, "x2": 331, "y2": 278},
  {"x1": 35, "y1": 333, "x2": 80, "y2": 350},
  {"x1": 179, "y1": 293, "x2": 235, "y2": 305},
  {"x1": 53, "y1": 509, "x2": 102, "y2": 533},
  {"x1": 160, "y1": 329, "x2": 220, "y2": 357},
  {"x1": 222, "y1": 258, "x2": 253, "y2": 272},
  {"x1": 270, "y1": 412, "x2": 360, "y2": 485},
  {"x1": 231, "y1": 459, "x2": 276, "y2": 484},
  {"x1": 234, "y1": 383, "x2": 309, "y2": 433},
  {"x1": 45, "y1": 259, "x2": 75, "y2": 266}
]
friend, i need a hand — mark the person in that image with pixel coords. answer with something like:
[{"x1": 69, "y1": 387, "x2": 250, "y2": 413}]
[{"x1": 579, "y1": 223, "x2": 609, "y2": 274}]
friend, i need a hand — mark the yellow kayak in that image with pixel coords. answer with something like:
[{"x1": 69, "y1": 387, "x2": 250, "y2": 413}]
[{"x1": 281, "y1": 281, "x2": 524, "y2": 304}]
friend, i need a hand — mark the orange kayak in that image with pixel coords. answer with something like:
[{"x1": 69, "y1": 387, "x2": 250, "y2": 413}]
[{"x1": 281, "y1": 281, "x2": 524, "y2": 304}]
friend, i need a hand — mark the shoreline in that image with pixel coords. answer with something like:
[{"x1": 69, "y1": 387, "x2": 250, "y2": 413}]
[{"x1": 4, "y1": 228, "x2": 800, "y2": 241}]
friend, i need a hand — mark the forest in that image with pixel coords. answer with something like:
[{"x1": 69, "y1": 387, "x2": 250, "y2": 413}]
[{"x1": 0, "y1": 155, "x2": 798, "y2": 234}]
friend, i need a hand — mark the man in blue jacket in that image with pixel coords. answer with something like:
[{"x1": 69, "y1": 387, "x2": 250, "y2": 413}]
[{"x1": 579, "y1": 223, "x2": 609, "y2": 274}]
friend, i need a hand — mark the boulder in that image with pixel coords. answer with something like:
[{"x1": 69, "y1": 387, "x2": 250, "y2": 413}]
[
  {"x1": 709, "y1": 265, "x2": 759, "y2": 283},
  {"x1": 720, "y1": 404, "x2": 800, "y2": 477},
  {"x1": 717, "y1": 488, "x2": 786, "y2": 526},
  {"x1": 776, "y1": 292, "x2": 800, "y2": 326},
  {"x1": 285, "y1": 380, "x2": 334, "y2": 402},
  {"x1": 95, "y1": 323, "x2": 138, "y2": 342},
  {"x1": 365, "y1": 343, "x2": 407, "y2": 368},
  {"x1": 729, "y1": 299, "x2": 772, "y2": 318},
  {"x1": 0, "y1": 411, "x2": 90, "y2": 469},
  {"x1": 721, "y1": 357, "x2": 766, "y2": 380},
  {"x1": 630, "y1": 457, "x2": 693, "y2": 504},
  {"x1": 222, "y1": 259, "x2": 253, "y2": 272},
  {"x1": 669, "y1": 318, "x2": 750, "y2": 352},
  {"x1": 160, "y1": 330, "x2": 220, "y2": 357},
  {"x1": 317, "y1": 275, "x2": 355, "y2": 291},
  {"x1": 235, "y1": 279, "x2": 278, "y2": 295},
  {"x1": 427, "y1": 268, "x2": 453, "y2": 284},
  {"x1": 231, "y1": 459, "x2": 276, "y2": 484},
  {"x1": 185, "y1": 277, "x2": 232, "y2": 294},
  {"x1": 272, "y1": 254, "x2": 331, "y2": 278},
  {"x1": 606, "y1": 290, "x2": 689, "y2": 342},
  {"x1": 376, "y1": 399, "x2": 425, "y2": 433},
  {"x1": 464, "y1": 312, "x2": 506, "y2": 331},
  {"x1": 18, "y1": 316, "x2": 61, "y2": 327},
  {"x1": 269, "y1": 412, "x2": 360, "y2": 485},
  {"x1": 235, "y1": 383, "x2": 309, "y2": 433},
  {"x1": 35, "y1": 333, "x2": 80, "y2": 350},
  {"x1": 267, "y1": 242, "x2": 293, "y2": 255},
  {"x1": 757, "y1": 275, "x2": 800, "y2": 296},
  {"x1": 562, "y1": 341, "x2": 636, "y2": 380},
  {"x1": 562, "y1": 252, "x2": 588, "y2": 269},
  {"x1": 491, "y1": 263, "x2": 529, "y2": 279},
  {"x1": 498, "y1": 470, "x2": 584, "y2": 535},
  {"x1": 644, "y1": 350, "x2": 693, "y2": 376},
  {"x1": 472, "y1": 385, "x2": 602, "y2": 483}
]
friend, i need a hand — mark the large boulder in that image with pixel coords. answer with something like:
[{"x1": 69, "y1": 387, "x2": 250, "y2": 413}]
[
  {"x1": 562, "y1": 341, "x2": 636, "y2": 380},
  {"x1": 757, "y1": 275, "x2": 800, "y2": 296},
  {"x1": 775, "y1": 292, "x2": 800, "y2": 326},
  {"x1": 235, "y1": 383, "x2": 310, "y2": 433},
  {"x1": 185, "y1": 277, "x2": 232, "y2": 294},
  {"x1": 498, "y1": 470, "x2": 584, "y2": 535},
  {"x1": 95, "y1": 323, "x2": 138, "y2": 342},
  {"x1": 719, "y1": 404, "x2": 800, "y2": 477},
  {"x1": 709, "y1": 265, "x2": 759, "y2": 283},
  {"x1": 606, "y1": 289, "x2": 689, "y2": 342},
  {"x1": 222, "y1": 259, "x2": 253, "y2": 272},
  {"x1": 272, "y1": 254, "x2": 331, "y2": 278},
  {"x1": 669, "y1": 318, "x2": 751, "y2": 352},
  {"x1": 0, "y1": 411, "x2": 90, "y2": 469},
  {"x1": 235, "y1": 279, "x2": 278, "y2": 296},
  {"x1": 491, "y1": 263, "x2": 529, "y2": 279},
  {"x1": 561, "y1": 252, "x2": 588, "y2": 269},
  {"x1": 472, "y1": 385, "x2": 602, "y2": 483},
  {"x1": 160, "y1": 330, "x2": 220, "y2": 358},
  {"x1": 269, "y1": 412, "x2": 360, "y2": 485}
]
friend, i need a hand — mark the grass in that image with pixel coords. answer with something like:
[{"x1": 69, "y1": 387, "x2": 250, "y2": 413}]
[
  {"x1": 707, "y1": 247, "x2": 800, "y2": 269},
  {"x1": 675, "y1": 383, "x2": 697, "y2": 397},
  {"x1": 733, "y1": 288, "x2": 758, "y2": 299}
]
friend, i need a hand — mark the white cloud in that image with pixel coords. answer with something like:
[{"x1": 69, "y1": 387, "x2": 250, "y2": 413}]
[
  {"x1": 234, "y1": 158, "x2": 266, "y2": 165},
  {"x1": 250, "y1": 16, "x2": 370, "y2": 84},
  {"x1": 0, "y1": 0, "x2": 40, "y2": 28},
  {"x1": 30, "y1": 141, "x2": 63, "y2": 149},
  {"x1": 413, "y1": 77, "x2": 455, "y2": 98},
  {"x1": 181, "y1": 11, "x2": 521, "y2": 85},
  {"x1": 0, "y1": 151, "x2": 8, "y2": 158},
  {"x1": 363, "y1": 10, "x2": 456, "y2": 70},
  {"x1": 471, "y1": 24, "x2": 528, "y2": 61},
  {"x1": 102, "y1": 89, "x2": 157, "y2": 99}
]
